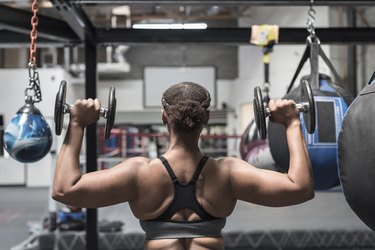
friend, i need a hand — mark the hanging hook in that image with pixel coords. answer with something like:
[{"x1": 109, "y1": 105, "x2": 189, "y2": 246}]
[{"x1": 307, "y1": 0, "x2": 316, "y2": 36}]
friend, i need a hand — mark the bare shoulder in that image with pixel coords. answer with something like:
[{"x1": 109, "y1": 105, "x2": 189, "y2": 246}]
[
  {"x1": 117, "y1": 157, "x2": 164, "y2": 180},
  {"x1": 117, "y1": 156, "x2": 151, "y2": 168},
  {"x1": 207, "y1": 156, "x2": 258, "y2": 183},
  {"x1": 108, "y1": 157, "x2": 151, "y2": 179},
  {"x1": 214, "y1": 156, "x2": 256, "y2": 169}
]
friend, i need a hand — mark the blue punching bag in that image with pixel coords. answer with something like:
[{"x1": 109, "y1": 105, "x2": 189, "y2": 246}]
[
  {"x1": 3, "y1": 63, "x2": 52, "y2": 163},
  {"x1": 268, "y1": 74, "x2": 351, "y2": 190},
  {"x1": 3, "y1": 96, "x2": 52, "y2": 163}
]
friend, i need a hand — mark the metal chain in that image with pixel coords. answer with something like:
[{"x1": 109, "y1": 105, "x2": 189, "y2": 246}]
[
  {"x1": 25, "y1": 63, "x2": 42, "y2": 103},
  {"x1": 29, "y1": 0, "x2": 39, "y2": 64},
  {"x1": 307, "y1": 0, "x2": 316, "y2": 36},
  {"x1": 25, "y1": 0, "x2": 42, "y2": 103}
]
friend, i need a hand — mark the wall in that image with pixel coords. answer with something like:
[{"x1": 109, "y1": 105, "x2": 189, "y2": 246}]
[
  {"x1": 98, "y1": 44, "x2": 238, "y2": 80},
  {"x1": 71, "y1": 77, "x2": 233, "y2": 121}
]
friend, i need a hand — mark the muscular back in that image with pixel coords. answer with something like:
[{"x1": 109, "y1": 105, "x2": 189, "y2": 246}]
[
  {"x1": 128, "y1": 155, "x2": 236, "y2": 250},
  {"x1": 129, "y1": 156, "x2": 236, "y2": 221}
]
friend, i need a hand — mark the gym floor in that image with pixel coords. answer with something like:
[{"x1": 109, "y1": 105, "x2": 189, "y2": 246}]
[{"x1": 0, "y1": 186, "x2": 370, "y2": 250}]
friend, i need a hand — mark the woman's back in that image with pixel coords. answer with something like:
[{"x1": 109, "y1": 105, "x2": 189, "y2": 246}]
[
  {"x1": 127, "y1": 151, "x2": 236, "y2": 250},
  {"x1": 129, "y1": 153, "x2": 236, "y2": 220}
]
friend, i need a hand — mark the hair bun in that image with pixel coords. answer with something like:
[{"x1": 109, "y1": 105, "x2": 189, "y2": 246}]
[
  {"x1": 162, "y1": 82, "x2": 211, "y2": 132},
  {"x1": 167, "y1": 100, "x2": 207, "y2": 131}
]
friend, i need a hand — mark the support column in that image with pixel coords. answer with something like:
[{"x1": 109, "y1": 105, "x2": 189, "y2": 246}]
[
  {"x1": 347, "y1": 7, "x2": 358, "y2": 95},
  {"x1": 85, "y1": 36, "x2": 98, "y2": 250}
]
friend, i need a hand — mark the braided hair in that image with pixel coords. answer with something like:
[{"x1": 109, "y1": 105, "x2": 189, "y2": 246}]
[{"x1": 161, "y1": 82, "x2": 211, "y2": 132}]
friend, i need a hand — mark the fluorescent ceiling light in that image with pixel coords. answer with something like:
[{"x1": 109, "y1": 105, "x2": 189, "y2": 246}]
[
  {"x1": 132, "y1": 23, "x2": 207, "y2": 30},
  {"x1": 169, "y1": 23, "x2": 184, "y2": 29},
  {"x1": 183, "y1": 23, "x2": 208, "y2": 29}
]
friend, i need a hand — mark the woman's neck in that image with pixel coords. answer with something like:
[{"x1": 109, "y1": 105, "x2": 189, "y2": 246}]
[{"x1": 168, "y1": 129, "x2": 201, "y2": 153}]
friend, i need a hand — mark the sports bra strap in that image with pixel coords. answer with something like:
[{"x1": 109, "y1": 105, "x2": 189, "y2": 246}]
[
  {"x1": 159, "y1": 156, "x2": 178, "y2": 183},
  {"x1": 192, "y1": 156, "x2": 209, "y2": 182},
  {"x1": 159, "y1": 155, "x2": 209, "y2": 183}
]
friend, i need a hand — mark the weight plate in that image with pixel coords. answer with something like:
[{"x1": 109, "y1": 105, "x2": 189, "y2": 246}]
[
  {"x1": 254, "y1": 86, "x2": 267, "y2": 140},
  {"x1": 300, "y1": 80, "x2": 316, "y2": 134},
  {"x1": 105, "y1": 86, "x2": 116, "y2": 139},
  {"x1": 54, "y1": 81, "x2": 67, "y2": 136}
]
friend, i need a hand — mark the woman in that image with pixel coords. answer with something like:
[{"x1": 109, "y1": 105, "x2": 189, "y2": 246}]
[{"x1": 53, "y1": 82, "x2": 314, "y2": 250}]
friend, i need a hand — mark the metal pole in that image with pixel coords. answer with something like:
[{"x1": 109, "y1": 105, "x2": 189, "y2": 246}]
[
  {"x1": 347, "y1": 7, "x2": 358, "y2": 96},
  {"x1": 85, "y1": 35, "x2": 98, "y2": 250},
  {"x1": 48, "y1": 120, "x2": 58, "y2": 231}
]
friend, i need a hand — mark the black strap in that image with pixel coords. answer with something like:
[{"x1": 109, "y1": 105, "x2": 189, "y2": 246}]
[
  {"x1": 159, "y1": 156, "x2": 209, "y2": 183},
  {"x1": 310, "y1": 41, "x2": 320, "y2": 89},
  {"x1": 368, "y1": 70, "x2": 375, "y2": 85},
  {"x1": 319, "y1": 48, "x2": 344, "y2": 87},
  {"x1": 287, "y1": 38, "x2": 320, "y2": 92},
  {"x1": 159, "y1": 156, "x2": 178, "y2": 183},
  {"x1": 287, "y1": 37, "x2": 347, "y2": 95},
  {"x1": 192, "y1": 156, "x2": 209, "y2": 182},
  {"x1": 287, "y1": 45, "x2": 310, "y2": 93},
  {"x1": 264, "y1": 61, "x2": 269, "y2": 84}
]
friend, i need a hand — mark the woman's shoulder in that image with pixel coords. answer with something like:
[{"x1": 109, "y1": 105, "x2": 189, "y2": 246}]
[
  {"x1": 121, "y1": 156, "x2": 166, "y2": 169},
  {"x1": 115, "y1": 157, "x2": 165, "y2": 179},
  {"x1": 115, "y1": 157, "x2": 151, "y2": 170},
  {"x1": 210, "y1": 156, "x2": 256, "y2": 172},
  {"x1": 211, "y1": 156, "x2": 239, "y2": 166}
]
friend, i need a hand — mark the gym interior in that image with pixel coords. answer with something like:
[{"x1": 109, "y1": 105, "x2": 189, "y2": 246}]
[{"x1": 0, "y1": 1, "x2": 375, "y2": 249}]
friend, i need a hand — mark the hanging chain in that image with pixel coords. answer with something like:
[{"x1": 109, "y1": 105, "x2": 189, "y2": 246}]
[
  {"x1": 307, "y1": 0, "x2": 316, "y2": 36},
  {"x1": 25, "y1": 0, "x2": 42, "y2": 104},
  {"x1": 29, "y1": 0, "x2": 38, "y2": 65}
]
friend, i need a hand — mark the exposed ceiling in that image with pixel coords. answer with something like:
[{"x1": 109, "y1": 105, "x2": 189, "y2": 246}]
[
  {"x1": 4, "y1": 1, "x2": 249, "y2": 28},
  {"x1": 0, "y1": 0, "x2": 375, "y2": 47}
]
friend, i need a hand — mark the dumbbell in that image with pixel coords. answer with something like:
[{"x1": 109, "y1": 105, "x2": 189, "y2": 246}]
[
  {"x1": 54, "y1": 80, "x2": 116, "y2": 139},
  {"x1": 253, "y1": 80, "x2": 316, "y2": 140}
]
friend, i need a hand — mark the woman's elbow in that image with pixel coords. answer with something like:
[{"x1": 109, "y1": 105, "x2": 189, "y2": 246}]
[
  {"x1": 51, "y1": 186, "x2": 75, "y2": 205},
  {"x1": 51, "y1": 187, "x2": 66, "y2": 203},
  {"x1": 298, "y1": 186, "x2": 315, "y2": 203}
]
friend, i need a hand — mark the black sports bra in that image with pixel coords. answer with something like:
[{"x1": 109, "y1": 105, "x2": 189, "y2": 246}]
[
  {"x1": 153, "y1": 155, "x2": 218, "y2": 221},
  {"x1": 139, "y1": 155, "x2": 226, "y2": 240}
]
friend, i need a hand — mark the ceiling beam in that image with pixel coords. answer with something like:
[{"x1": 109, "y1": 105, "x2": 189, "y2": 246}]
[
  {"x1": 61, "y1": 0, "x2": 375, "y2": 6},
  {"x1": 0, "y1": 30, "x2": 73, "y2": 47},
  {"x1": 50, "y1": 0, "x2": 95, "y2": 43},
  {"x1": 95, "y1": 27, "x2": 375, "y2": 45},
  {"x1": 2, "y1": 27, "x2": 374, "y2": 46},
  {"x1": 0, "y1": 4, "x2": 80, "y2": 43}
]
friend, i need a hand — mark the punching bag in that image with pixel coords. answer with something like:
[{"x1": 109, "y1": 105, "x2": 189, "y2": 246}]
[
  {"x1": 3, "y1": 98, "x2": 52, "y2": 163},
  {"x1": 240, "y1": 120, "x2": 276, "y2": 171},
  {"x1": 268, "y1": 74, "x2": 351, "y2": 190},
  {"x1": 338, "y1": 76, "x2": 375, "y2": 231}
]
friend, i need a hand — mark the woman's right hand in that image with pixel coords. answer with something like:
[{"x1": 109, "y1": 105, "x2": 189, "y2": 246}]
[
  {"x1": 70, "y1": 98, "x2": 101, "y2": 128},
  {"x1": 268, "y1": 99, "x2": 300, "y2": 128}
]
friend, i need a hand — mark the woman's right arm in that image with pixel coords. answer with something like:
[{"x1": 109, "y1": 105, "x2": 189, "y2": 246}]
[
  {"x1": 228, "y1": 99, "x2": 314, "y2": 207},
  {"x1": 52, "y1": 98, "x2": 147, "y2": 208}
]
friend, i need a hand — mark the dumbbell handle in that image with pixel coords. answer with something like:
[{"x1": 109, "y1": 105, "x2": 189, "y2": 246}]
[
  {"x1": 64, "y1": 104, "x2": 109, "y2": 118},
  {"x1": 264, "y1": 102, "x2": 309, "y2": 117}
]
